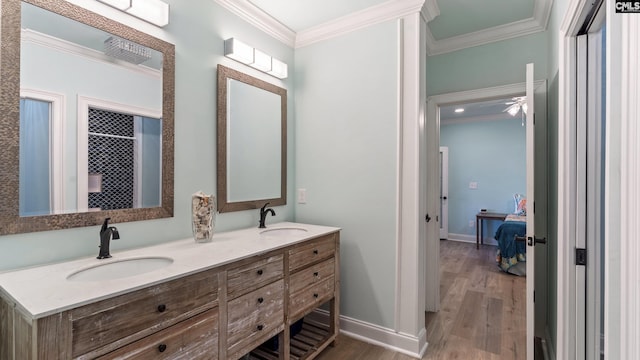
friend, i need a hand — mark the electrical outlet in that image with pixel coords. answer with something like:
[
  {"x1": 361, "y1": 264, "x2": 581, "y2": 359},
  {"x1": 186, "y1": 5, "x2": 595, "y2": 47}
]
[
  {"x1": 297, "y1": 188, "x2": 307, "y2": 204},
  {"x1": 469, "y1": 182, "x2": 478, "y2": 189},
  {"x1": 469, "y1": 220, "x2": 475, "y2": 228}
]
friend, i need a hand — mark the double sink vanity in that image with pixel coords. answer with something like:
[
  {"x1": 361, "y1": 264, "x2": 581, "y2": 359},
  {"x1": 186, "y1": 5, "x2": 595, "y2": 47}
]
[
  {"x1": 0, "y1": 223, "x2": 340, "y2": 359},
  {"x1": 0, "y1": 0, "x2": 327, "y2": 358}
]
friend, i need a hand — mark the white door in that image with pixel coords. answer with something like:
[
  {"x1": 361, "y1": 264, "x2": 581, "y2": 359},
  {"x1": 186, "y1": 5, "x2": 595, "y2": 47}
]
[
  {"x1": 439, "y1": 146, "x2": 449, "y2": 239},
  {"x1": 525, "y1": 62, "x2": 536, "y2": 360},
  {"x1": 578, "y1": 10, "x2": 605, "y2": 358}
]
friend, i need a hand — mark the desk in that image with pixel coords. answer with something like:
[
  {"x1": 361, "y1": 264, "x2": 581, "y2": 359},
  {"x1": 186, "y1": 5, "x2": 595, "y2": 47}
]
[{"x1": 476, "y1": 212, "x2": 507, "y2": 249}]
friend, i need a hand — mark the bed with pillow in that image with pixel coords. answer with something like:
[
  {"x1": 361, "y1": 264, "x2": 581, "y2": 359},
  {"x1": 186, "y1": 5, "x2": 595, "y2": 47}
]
[{"x1": 494, "y1": 194, "x2": 527, "y2": 275}]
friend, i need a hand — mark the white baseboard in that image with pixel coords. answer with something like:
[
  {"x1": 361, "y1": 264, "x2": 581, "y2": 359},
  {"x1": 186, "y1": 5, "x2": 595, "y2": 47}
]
[
  {"x1": 446, "y1": 232, "x2": 498, "y2": 246},
  {"x1": 307, "y1": 309, "x2": 428, "y2": 358},
  {"x1": 446, "y1": 233, "x2": 475, "y2": 243}
]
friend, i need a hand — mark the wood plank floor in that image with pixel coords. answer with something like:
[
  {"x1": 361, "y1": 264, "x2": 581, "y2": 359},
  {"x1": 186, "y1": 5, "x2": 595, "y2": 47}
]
[{"x1": 315, "y1": 240, "x2": 526, "y2": 360}]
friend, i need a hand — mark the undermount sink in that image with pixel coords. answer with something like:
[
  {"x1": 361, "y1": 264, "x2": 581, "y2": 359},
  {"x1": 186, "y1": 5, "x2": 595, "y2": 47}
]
[
  {"x1": 67, "y1": 256, "x2": 174, "y2": 282},
  {"x1": 260, "y1": 227, "x2": 308, "y2": 237}
]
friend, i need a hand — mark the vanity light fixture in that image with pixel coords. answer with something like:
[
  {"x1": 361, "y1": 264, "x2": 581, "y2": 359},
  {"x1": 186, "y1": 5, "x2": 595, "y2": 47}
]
[
  {"x1": 252, "y1": 49, "x2": 272, "y2": 72},
  {"x1": 224, "y1": 38, "x2": 254, "y2": 64},
  {"x1": 269, "y1": 58, "x2": 288, "y2": 79},
  {"x1": 454, "y1": 108, "x2": 464, "y2": 113},
  {"x1": 97, "y1": 0, "x2": 170, "y2": 27},
  {"x1": 224, "y1": 38, "x2": 288, "y2": 79}
]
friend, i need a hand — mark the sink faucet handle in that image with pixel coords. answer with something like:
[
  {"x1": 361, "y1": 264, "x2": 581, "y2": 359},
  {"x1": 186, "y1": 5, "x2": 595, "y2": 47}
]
[
  {"x1": 101, "y1": 217, "x2": 111, "y2": 234},
  {"x1": 97, "y1": 218, "x2": 118, "y2": 259},
  {"x1": 260, "y1": 203, "x2": 270, "y2": 213},
  {"x1": 258, "y1": 203, "x2": 275, "y2": 228}
]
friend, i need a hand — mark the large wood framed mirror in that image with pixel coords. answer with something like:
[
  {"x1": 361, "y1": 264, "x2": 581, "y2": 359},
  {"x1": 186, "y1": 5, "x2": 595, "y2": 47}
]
[
  {"x1": 0, "y1": 0, "x2": 175, "y2": 235},
  {"x1": 217, "y1": 64, "x2": 287, "y2": 213}
]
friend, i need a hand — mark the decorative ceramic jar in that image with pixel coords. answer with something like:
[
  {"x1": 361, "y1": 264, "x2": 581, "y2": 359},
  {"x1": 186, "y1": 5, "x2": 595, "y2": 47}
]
[{"x1": 191, "y1": 191, "x2": 216, "y2": 243}]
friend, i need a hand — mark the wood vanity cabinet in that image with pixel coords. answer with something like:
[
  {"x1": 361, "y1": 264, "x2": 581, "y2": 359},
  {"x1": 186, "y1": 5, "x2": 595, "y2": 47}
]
[{"x1": 0, "y1": 231, "x2": 340, "y2": 360}]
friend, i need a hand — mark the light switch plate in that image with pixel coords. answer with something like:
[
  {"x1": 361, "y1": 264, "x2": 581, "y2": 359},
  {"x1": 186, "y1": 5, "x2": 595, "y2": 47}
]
[
  {"x1": 297, "y1": 188, "x2": 307, "y2": 204},
  {"x1": 469, "y1": 182, "x2": 478, "y2": 189}
]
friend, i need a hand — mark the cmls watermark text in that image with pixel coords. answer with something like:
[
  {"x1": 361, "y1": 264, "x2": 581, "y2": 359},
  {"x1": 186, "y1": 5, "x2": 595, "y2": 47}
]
[{"x1": 616, "y1": 1, "x2": 640, "y2": 12}]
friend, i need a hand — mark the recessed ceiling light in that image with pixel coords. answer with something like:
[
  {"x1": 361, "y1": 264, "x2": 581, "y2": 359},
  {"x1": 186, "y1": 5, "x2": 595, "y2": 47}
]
[{"x1": 454, "y1": 108, "x2": 464, "y2": 113}]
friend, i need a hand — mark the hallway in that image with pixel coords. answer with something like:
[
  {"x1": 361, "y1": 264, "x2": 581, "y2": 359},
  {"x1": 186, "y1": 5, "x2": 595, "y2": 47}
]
[{"x1": 316, "y1": 240, "x2": 526, "y2": 359}]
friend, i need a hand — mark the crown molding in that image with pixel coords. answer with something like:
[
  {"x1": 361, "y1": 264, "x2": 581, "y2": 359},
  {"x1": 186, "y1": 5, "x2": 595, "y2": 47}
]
[
  {"x1": 214, "y1": 0, "x2": 551, "y2": 54},
  {"x1": 295, "y1": 0, "x2": 430, "y2": 48},
  {"x1": 425, "y1": 0, "x2": 553, "y2": 56},
  {"x1": 421, "y1": 0, "x2": 440, "y2": 23},
  {"x1": 212, "y1": 0, "x2": 296, "y2": 47},
  {"x1": 441, "y1": 113, "x2": 519, "y2": 125}
]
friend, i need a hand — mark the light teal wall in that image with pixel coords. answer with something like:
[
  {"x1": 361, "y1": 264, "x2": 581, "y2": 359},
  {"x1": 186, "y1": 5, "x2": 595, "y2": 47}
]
[
  {"x1": 0, "y1": 0, "x2": 295, "y2": 271},
  {"x1": 427, "y1": 32, "x2": 548, "y2": 96},
  {"x1": 294, "y1": 20, "x2": 399, "y2": 329},
  {"x1": 546, "y1": 0, "x2": 570, "y2": 354},
  {"x1": 441, "y1": 119, "x2": 526, "y2": 242}
]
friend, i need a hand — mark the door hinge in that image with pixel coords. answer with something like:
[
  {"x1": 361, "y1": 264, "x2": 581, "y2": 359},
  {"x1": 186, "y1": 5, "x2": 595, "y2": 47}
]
[{"x1": 575, "y1": 248, "x2": 587, "y2": 266}]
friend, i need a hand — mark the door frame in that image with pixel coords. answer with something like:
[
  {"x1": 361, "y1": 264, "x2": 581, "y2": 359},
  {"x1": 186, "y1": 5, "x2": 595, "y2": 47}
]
[
  {"x1": 425, "y1": 80, "x2": 546, "y2": 313},
  {"x1": 558, "y1": 1, "x2": 640, "y2": 359},
  {"x1": 439, "y1": 146, "x2": 449, "y2": 239}
]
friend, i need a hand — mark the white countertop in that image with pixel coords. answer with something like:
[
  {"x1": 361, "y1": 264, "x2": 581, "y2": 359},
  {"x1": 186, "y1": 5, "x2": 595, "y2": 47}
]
[{"x1": 0, "y1": 222, "x2": 339, "y2": 319}]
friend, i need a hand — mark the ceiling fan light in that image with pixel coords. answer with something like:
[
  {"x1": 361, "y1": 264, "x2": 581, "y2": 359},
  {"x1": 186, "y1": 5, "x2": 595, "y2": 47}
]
[{"x1": 506, "y1": 105, "x2": 520, "y2": 116}]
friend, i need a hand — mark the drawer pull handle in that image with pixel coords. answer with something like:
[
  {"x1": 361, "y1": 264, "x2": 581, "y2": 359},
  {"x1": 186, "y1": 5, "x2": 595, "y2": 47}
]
[
  {"x1": 158, "y1": 344, "x2": 167, "y2": 353},
  {"x1": 313, "y1": 249, "x2": 319, "y2": 255},
  {"x1": 314, "y1": 272, "x2": 319, "y2": 277},
  {"x1": 157, "y1": 304, "x2": 166, "y2": 313},
  {"x1": 313, "y1": 293, "x2": 319, "y2": 298},
  {"x1": 257, "y1": 324, "x2": 264, "y2": 331},
  {"x1": 257, "y1": 269, "x2": 264, "y2": 275},
  {"x1": 258, "y1": 297, "x2": 264, "y2": 304}
]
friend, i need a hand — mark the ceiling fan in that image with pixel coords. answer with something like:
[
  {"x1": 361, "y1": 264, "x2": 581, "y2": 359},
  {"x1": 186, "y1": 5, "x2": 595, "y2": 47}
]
[{"x1": 504, "y1": 96, "x2": 527, "y2": 126}]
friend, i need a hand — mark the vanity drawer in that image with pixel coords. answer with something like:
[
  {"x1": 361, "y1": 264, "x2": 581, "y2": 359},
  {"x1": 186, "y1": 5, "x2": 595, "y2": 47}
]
[
  {"x1": 289, "y1": 258, "x2": 335, "y2": 295},
  {"x1": 289, "y1": 277, "x2": 335, "y2": 320},
  {"x1": 71, "y1": 269, "x2": 218, "y2": 357},
  {"x1": 227, "y1": 254, "x2": 283, "y2": 299},
  {"x1": 227, "y1": 279, "x2": 285, "y2": 358},
  {"x1": 97, "y1": 309, "x2": 219, "y2": 359},
  {"x1": 288, "y1": 234, "x2": 336, "y2": 272}
]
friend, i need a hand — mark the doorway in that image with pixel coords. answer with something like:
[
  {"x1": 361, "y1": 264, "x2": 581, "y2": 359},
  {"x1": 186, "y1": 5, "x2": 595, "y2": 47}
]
[
  {"x1": 426, "y1": 79, "x2": 548, "y2": 358},
  {"x1": 438, "y1": 99, "x2": 526, "y2": 245}
]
